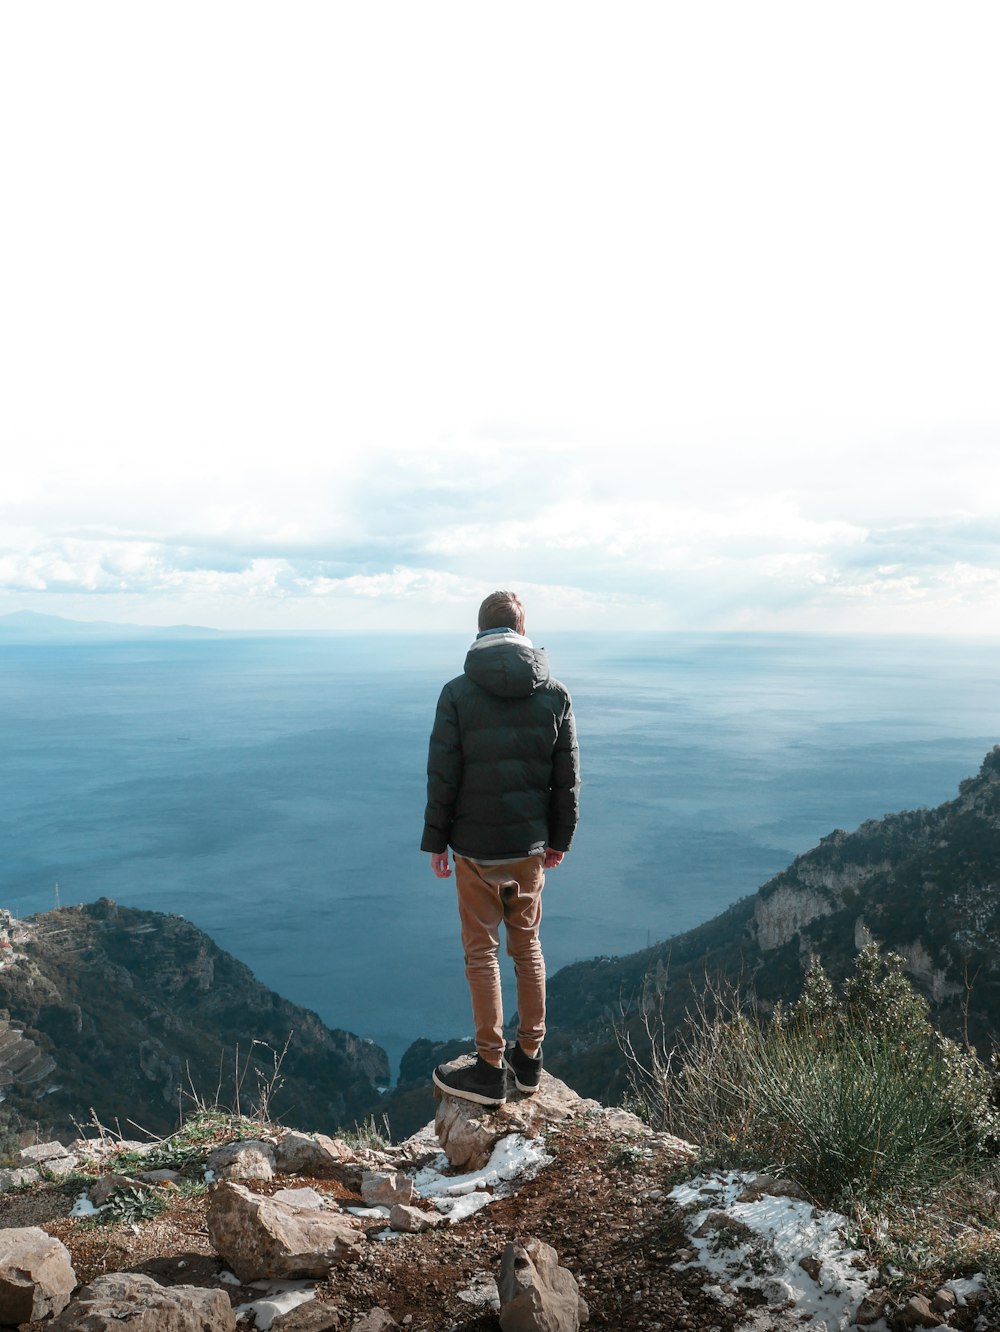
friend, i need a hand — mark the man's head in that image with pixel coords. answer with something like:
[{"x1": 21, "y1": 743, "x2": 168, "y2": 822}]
[{"x1": 478, "y1": 590, "x2": 526, "y2": 636}]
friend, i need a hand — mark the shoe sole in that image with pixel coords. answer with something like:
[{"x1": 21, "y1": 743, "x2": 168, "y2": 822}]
[
  {"x1": 503, "y1": 1055, "x2": 540, "y2": 1094},
  {"x1": 432, "y1": 1068, "x2": 507, "y2": 1107}
]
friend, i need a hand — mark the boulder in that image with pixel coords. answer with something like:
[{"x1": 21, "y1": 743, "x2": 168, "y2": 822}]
[
  {"x1": 360, "y1": 1170, "x2": 417, "y2": 1207},
  {"x1": 136, "y1": 1168, "x2": 183, "y2": 1184},
  {"x1": 894, "y1": 1294, "x2": 942, "y2": 1329},
  {"x1": 89, "y1": 1172, "x2": 141, "y2": 1206},
  {"x1": 19, "y1": 1140, "x2": 72, "y2": 1166},
  {"x1": 207, "y1": 1180, "x2": 363, "y2": 1282},
  {"x1": 50, "y1": 1272, "x2": 236, "y2": 1331},
  {"x1": 274, "y1": 1131, "x2": 355, "y2": 1178},
  {"x1": 206, "y1": 1139, "x2": 276, "y2": 1180},
  {"x1": 436, "y1": 1070, "x2": 599, "y2": 1170},
  {"x1": 388, "y1": 1203, "x2": 443, "y2": 1233},
  {"x1": 0, "y1": 1226, "x2": 76, "y2": 1325},
  {"x1": 498, "y1": 1237, "x2": 588, "y2": 1332},
  {"x1": 350, "y1": 1310, "x2": 399, "y2": 1331},
  {"x1": 0, "y1": 1165, "x2": 41, "y2": 1189},
  {"x1": 273, "y1": 1186, "x2": 326, "y2": 1210},
  {"x1": 69, "y1": 1136, "x2": 153, "y2": 1163}
]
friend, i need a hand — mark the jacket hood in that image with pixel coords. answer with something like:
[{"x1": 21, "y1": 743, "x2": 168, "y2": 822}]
[{"x1": 464, "y1": 637, "x2": 551, "y2": 699}]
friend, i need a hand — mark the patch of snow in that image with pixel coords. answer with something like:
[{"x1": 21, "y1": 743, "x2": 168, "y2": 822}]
[
  {"x1": 346, "y1": 1204, "x2": 391, "y2": 1219},
  {"x1": 437, "y1": 1191, "x2": 492, "y2": 1223},
  {"x1": 945, "y1": 1275, "x2": 985, "y2": 1305},
  {"x1": 233, "y1": 1280, "x2": 316, "y2": 1329},
  {"x1": 412, "y1": 1132, "x2": 552, "y2": 1222},
  {"x1": 203, "y1": 1168, "x2": 216, "y2": 1183},
  {"x1": 403, "y1": 1133, "x2": 552, "y2": 1224},
  {"x1": 670, "y1": 1172, "x2": 881, "y2": 1332},
  {"x1": 69, "y1": 1194, "x2": 102, "y2": 1217}
]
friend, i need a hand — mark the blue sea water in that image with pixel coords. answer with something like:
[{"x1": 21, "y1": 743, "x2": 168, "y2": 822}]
[{"x1": 1, "y1": 631, "x2": 997, "y2": 1076}]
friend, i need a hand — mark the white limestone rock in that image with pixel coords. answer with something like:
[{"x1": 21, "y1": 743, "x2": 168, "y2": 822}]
[
  {"x1": 274, "y1": 1131, "x2": 355, "y2": 1178},
  {"x1": 360, "y1": 1169, "x2": 417, "y2": 1207},
  {"x1": 207, "y1": 1180, "x2": 363, "y2": 1282},
  {"x1": 388, "y1": 1203, "x2": 443, "y2": 1233},
  {"x1": 50, "y1": 1272, "x2": 236, "y2": 1331},
  {"x1": 498, "y1": 1236, "x2": 588, "y2": 1332},
  {"x1": 0, "y1": 1226, "x2": 77, "y2": 1325},
  {"x1": 435, "y1": 1069, "x2": 600, "y2": 1170},
  {"x1": 206, "y1": 1138, "x2": 277, "y2": 1181}
]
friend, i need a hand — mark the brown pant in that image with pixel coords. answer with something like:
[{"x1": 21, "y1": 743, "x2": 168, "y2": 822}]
[{"x1": 454, "y1": 854, "x2": 546, "y2": 1066}]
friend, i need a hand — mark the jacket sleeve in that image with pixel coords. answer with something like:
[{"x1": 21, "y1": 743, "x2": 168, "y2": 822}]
[
  {"x1": 547, "y1": 697, "x2": 580, "y2": 853},
  {"x1": 420, "y1": 684, "x2": 462, "y2": 853}
]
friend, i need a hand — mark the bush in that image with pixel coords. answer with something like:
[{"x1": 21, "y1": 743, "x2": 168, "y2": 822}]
[{"x1": 626, "y1": 945, "x2": 1000, "y2": 1209}]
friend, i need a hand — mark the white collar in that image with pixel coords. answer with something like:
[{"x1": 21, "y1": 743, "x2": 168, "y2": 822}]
[{"x1": 468, "y1": 631, "x2": 534, "y2": 651}]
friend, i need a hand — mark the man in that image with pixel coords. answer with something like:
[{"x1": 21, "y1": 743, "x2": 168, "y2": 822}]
[{"x1": 421, "y1": 590, "x2": 580, "y2": 1107}]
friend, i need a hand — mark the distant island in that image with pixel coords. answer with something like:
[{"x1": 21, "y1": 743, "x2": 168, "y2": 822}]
[{"x1": 0, "y1": 610, "x2": 224, "y2": 642}]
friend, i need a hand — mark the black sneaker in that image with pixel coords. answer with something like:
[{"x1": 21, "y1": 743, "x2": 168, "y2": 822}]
[
  {"x1": 432, "y1": 1055, "x2": 507, "y2": 1107},
  {"x1": 504, "y1": 1041, "x2": 542, "y2": 1094}
]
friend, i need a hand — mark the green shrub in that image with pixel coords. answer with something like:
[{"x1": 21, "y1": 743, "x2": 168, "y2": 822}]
[{"x1": 628, "y1": 945, "x2": 1000, "y2": 1209}]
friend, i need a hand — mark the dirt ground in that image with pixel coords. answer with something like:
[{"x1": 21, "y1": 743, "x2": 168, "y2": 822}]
[{"x1": 11, "y1": 1114, "x2": 994, "y2": 1331}]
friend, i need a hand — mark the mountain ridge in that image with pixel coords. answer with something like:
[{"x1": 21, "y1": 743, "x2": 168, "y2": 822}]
[{"x1": 0, "y1": 898, "x2": 388, "y2": 1146}]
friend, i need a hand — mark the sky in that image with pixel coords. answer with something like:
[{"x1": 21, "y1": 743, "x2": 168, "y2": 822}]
[{"x1": 2, "y1": 2, "x2": 998, "y2": 634}]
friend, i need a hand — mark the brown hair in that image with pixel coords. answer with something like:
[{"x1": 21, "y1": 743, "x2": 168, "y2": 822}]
[{"x1": 478, "y1": 590, "x2": 525, "y2": 635}]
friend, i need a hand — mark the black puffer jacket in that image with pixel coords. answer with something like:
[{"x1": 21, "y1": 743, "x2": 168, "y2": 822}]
[{"x1": 420, "y1": 635, "x2": 580, "y2": 860}]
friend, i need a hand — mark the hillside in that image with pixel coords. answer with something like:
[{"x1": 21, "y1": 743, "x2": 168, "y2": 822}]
[
  {"x1": 542, "y1": 744, "x2": 1000, "y2": 1102},
  {"x1": 0, "y1": 899, "x2": 388, "y2": 1145}
]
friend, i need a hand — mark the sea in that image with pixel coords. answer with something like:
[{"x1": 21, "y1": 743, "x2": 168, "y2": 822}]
[{"x1": 1, "y1": 631, "x2": 997, "y2": 1077}]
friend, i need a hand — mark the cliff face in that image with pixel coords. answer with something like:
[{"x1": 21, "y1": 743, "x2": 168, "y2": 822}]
[
  {"x1": 749, "y1": 746, "x2": 1000, "y2": 1021},
  {"x1": 531, "y1": 746, "x2": 1000, "y2": 1105},
  {"x1": 0, "y1": 899, "x2": 388, "y2": 1141}
]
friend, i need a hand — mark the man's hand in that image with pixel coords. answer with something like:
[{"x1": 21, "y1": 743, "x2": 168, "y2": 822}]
[
  {"x1": 543, "y1": 848, "x2": 564, "y2": 869},
  {"x1": 430, "y1": 850, "x2": 452, "y2": 878}
]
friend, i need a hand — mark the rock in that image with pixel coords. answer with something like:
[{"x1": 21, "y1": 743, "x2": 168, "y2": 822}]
[
  {"x1": 361, "y1": 1170, "x2": 417, "y2": 1207},
  {"x1": 693, "y1": 1210, "x2": 757, "y2": 1244},
  {"x1": 894, "y1": 1294, "x2": 942, "y2": 1328},
  {"x1": 274, "y1": 1306, "x2": 344, "y2": 1331},
  {"x1": 0, "y1": 1226, "x2": 76, "y2": 1325},
  {"x1": 389, "y1": 1203, "x2": 443, "y2": 1233},
  {"x1": 19, "y1": 1140, "x2": 72, "y2": 1166},
  {"x1": 275, "y1": 1131, "x2": 355, "y2": 1177},
  {"x1": 932, "y1": 1288, "x2": 957, "y2": 1313},
  {"x1": 50, "y1": 1272, "x2": 236, "y2": 1331},
  {"x1": 498, "y1": 1236, "x2": 588, "y2": 1332},
  {"x1": 457, "y1": 1271, "x2": 501, "y2": 1309},
  {"x1": 90, "y1": 1172, "x2": 141, "y2": 1206},
  {"x1": 855, "y1": 1287, "x2": 889, "y2": 1325},
  {"x1": 273, "y1": 1186, "x2": 326, "y2": 1210},
  {"x1": 136, "y1": 1168, "x2": 183, "y2": 1184},
  {"x1": 600, "y1": 1108, "x2": 650, "y2": 1136},
  {"x1": 16, "y1": 1142, "x2": 79, "y2": 1178},
  {"x1": 798, "y1": 1255, "x2": 822, "y2": 1283},
  {"x1": 436, "y1": 1070, "x2": 599, "y2": 1170},
  {"x1": 206, "y1": 1138, "x2": 277, "y2": 1180},
  {"x1": 649, "y1": 1131, "x2": 698, "y2": 1163},
  {"x1": 0, "y1": 1165, "x2": 42, "y2": 1189},
  {"x1": 69, "y1": 1136, "x2": 154, "y2": 1163},
  {"x1": 207, "y1": 1180, "x2": 363, "y2": 1282},
  {"x1": 350, "y1": 1310, "x2": 399, "y2": 1331},
  {"x1": 737, "y1": 1174, "x2": 810, "y2": 1203}
]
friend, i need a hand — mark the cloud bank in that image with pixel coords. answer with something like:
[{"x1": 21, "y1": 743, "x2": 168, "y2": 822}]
[{"x1": 2, "y1": 435, "x2": 998, "y2": 633}]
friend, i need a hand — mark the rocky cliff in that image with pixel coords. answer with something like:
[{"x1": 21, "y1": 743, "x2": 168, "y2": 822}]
[
  {"x1": 0, "y1": 899, "x2": 388, "y2": 1144},
  {"x1": 508, "y1": 745, "x2": 1000, "y2": 1108}
]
